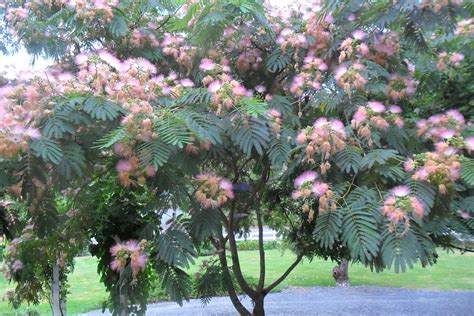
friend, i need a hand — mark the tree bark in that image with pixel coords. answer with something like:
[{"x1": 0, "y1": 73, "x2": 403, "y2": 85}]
[
  {"x1": 119, "y1": 270, "x2": 127, "y2": 316},
  {"x1": 214, "y1": 235, "x2": 251, "y2": 316},
  {"x1": 256, "y1": 208, "x2": 265, "y2": 291},
  {"x1": 252, "y1": 293, "x2": 265, "y2": 316},
  {"x1": 332, "y1": 259, "x2": 350, "y2": 287},
  {"x1": 52, "y1": 262, "x2": 61, "y2": 316}
]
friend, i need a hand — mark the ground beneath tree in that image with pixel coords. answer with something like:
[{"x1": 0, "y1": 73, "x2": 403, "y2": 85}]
[{"x1": 82, "y1": 286, "x2": 474, "y2": 315}]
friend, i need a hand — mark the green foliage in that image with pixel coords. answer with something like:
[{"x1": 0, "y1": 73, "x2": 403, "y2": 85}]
[
  {"x1": 156, "y1": 229, "x2": 196, "y2": 269},
  {"x1": 29, "y1": 138, "x2": 63, "y2": 164},
  {"x1": 230, "y1": 117, "x2": 270, "y2": 156},
  {"x1": 156, "y1": 114, "x2": 194, "y2": 148},
  {"x1": 137, "y1": 140, "x2": 173, "y2": 170},
  {"x1": 266, "y1": 48, "x2": 294, "y2": 73},
  {"x1": 314, "y1": 210, "x2": 343, "y2": 249},
  {"x1": 360, "y1": 149, "x2": 402, "y2": 170},
  {"x1": 240, "y1": 97, "x2": 268, "y2": 117},
  {"x1": 335, "y1": 145, "x2": 363, "y2": 174},
  {"x1": 94, "y1": 127, "x2": 127, "y2": 149},
  {"x1": 461, "y1": 159, "x2": 474, "y2": 187},
  {"x1": 341, "y1": 187, "x2": 382, "y2": 264},
  {"x1": 83, "y1": 97, "x2": 124, "y2": 121}
]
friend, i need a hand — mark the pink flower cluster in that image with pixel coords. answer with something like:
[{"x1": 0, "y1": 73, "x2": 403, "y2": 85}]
[
  {"x1": 0, "y1": 238, "x2": 23, "y2": 281},
  {"x1": 436, "y1": 52, "x2": 465, "y2": 72},
  {"x1": 416, "y1": 109, "x2": 465, "y2": 142},
  {"x1": 291, "y1": 171, "x2": 336, "y2": 221},
  {"x1": 335, "y1": 64, "x2": 368, "y2": 95},
  {"x1": 268, "y1": 109, "x2": 282, "y2": 139},
  {"x1": 0, "y1": 84, "x2": 42, "y2": 157},
  {"x1": 382, "y1": 185, "x2": 424, "y2": 234},
  {"x1": 110, "y1": 239, "x2": 148, "y2": 279},
  {"x1": 370, "y1": 32, "x2": 400, "y2": 66},
  {"x1": 386, "y1": 73, "x2": 417, "y2": 100},
  {"x1": 195, "y1": 174, "x2": 234, "y2": 209},
  {"x1": 296, "y1": 118, "x2": 346, "y2": 173},
  {"x1": 405, "y1": 152, "x2": 461, "y2": 194},
  {"x1": 338, "y1": 30, "x2": 369, "y2": 63},
  {"x1": 290, "y1": 54, "x2": 328, "y2": 96},
  {"x1": 351, "y1": 102, "x2": 404, "y2": 144},
  {"x1": 162, "y1": 33, "x2": 195, "y2": 69},
  {"x1": 198, "y1": 56, "x2": 254, "y2": 114},
  {"x1": 455, "y1": 18, "x2": 474, "y2": 36},
  {"x1": 420, "y1": 0, "x2": 463, "y2": 13}
]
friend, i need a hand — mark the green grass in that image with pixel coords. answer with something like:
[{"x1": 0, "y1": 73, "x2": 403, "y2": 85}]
[{"x1": 0, "y1": 250, "x2": 473, "y2": 315}]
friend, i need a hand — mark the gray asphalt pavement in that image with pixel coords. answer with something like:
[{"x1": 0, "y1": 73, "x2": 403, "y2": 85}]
[{"x1": 81, "y1": 286, "x2": 474, "y2": 315}]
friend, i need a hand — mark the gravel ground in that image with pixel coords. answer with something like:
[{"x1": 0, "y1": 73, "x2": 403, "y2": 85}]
[{"x1": 82, "y1": 286, "x2": 474, "y2": 316}]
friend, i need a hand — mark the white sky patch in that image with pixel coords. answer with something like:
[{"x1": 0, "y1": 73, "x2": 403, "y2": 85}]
[{"x1": 0, "y1": 48, "x2": 52, "y2": 79}]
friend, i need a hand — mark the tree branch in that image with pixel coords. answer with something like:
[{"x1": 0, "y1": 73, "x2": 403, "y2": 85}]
[
  {"x1": 214, "y1": 233, "x2": 251, "y2": 316},
  {"x1": 263, "y1": 254, "x2": 303, "y2": 294}
]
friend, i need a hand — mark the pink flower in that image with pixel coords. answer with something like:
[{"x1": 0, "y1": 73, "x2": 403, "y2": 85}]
[
  {"x1": 404, "y1": 159, "x2": 414, "y2": 171},
  {"x1": 353, "y1": 107, "x2": 367, "y2": 126},
  {"x1": 199, "y1": 58, "x2": 216, "y2": 71},
  {"x1": 125, "y1": 240, "x2": 140, "y2": 252},
  {"x1": 367, "y1": 101, "x2": 385, "y2": 113},
  {"x1": 208, "y1": 80, "x2": 222, "y2": 93},
  {"x1": 110, "y1": 243, "x2": 125, "y2": 256},
  {"x1": 296, "y1": 132, "x2": 307, "y2": 144},
  {"x1": 292, "y1": 191, "x2": 301, "y2": 200},
  {"x1": 219, "y1": 179, "x2": 233, "y2": 191},
  {"x1": 446, "y1": 109, "x2": 464, "y2": 124},
  {"x1": 352, "y1": 30, "x2": 366, "y2": 40},
  {"x1": 268, "y1": 109, "x2": 281, "y2": 118},
  {"x1": 440, "y1": 129, "x2": 455, "y2": 139},
  {"x1": 411, "y1": 198, "x2": 424, "y2": 218},
  {"x1": 331, "y1": 120, "x2": 345, "y2": 134},
  {"x1": 25, "y1": 128, "x2": 41, "y2": 139},
  {"x1": 294, "y1": 171, "x2": 318, "y2": 188},
  {"x1": 450, "y1": 53, "x2": 464, "y2": 63},
  {"x1": 12, "y1": 260, "x2": 23, "y2": 272},
  {"x1": 391, "y1": 185, "x2": 410, "y2": 197},
  {"x1": 180, "y1": 78, "x2": 195, "y2": 87},
  {"x1": 116, "y1": 160, "x2": 133, "y2": 172},
  {"x1": 74, "y1": 53, "x2": 88, "y2": 65},
  {"x1": 466, "y1": 137, "x2": 474, "y2": 151},
  {"x1": 131, "y1": 252, "x2": 148, "y2": 274},
  {"x1": 98, "y1": 50, "x2": 121, "y2": 69},
  {"x1": 388, "y1": 105, "x2": 402, "y2": 114},
  {"x1": 255, "y1": 85, "x2": 266, "y2": 93},
  {"x1": 312, "y1": 181, "x2": 329, "y2": 196},
  {"x1": 111, "y1": 259, "x2": 125, "y2": 272},
  {"x1": 335, "y1": 66, "x2": 347, "y2": 79},
  {"x1": 313, "y1": 117, "x2": 328, "y2": 128}
]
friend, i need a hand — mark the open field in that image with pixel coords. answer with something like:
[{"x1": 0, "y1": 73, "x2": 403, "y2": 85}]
[{"x1": 0, "y1": 249, "x2": 473, "y2": 315}]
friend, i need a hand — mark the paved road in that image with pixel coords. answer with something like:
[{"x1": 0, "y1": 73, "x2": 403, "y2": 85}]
[{"x1": 82, "y1": 286, "x2": 474, "y2": 315}]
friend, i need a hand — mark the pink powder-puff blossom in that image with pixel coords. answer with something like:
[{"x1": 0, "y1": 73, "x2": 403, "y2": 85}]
[
  {"x1": 116, "y1": 160, "x2": 133, "y2": 172},
  {"x1": 208, "y1": 80, "x2": 222, "y2": 93},
  {"x1": 367, "y1": 101, "x2": 385, "y2": 113},
  {"x1": 199, "y1": 58, "x2": 216, "y2": 71},
  {"x1": 352, "y1": 30, "x2": 366, "y2": 40},
  {"x1": 391, "y1": 185, "x2": 410, "y2": 197},
  {"x1": 294, "y1": 171, "x2": 318, "y2": 188}
]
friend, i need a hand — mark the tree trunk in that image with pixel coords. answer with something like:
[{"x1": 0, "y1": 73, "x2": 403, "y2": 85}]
[
  {"x1": 332, "y1": 259, "x2": 349, "y2": 287},
  {"x1": 252, "y1": 294, "x2": 265, "y2": 316},
  {"x1": 52, "y1": 262, "x2": 61, "y2": 316},
  {"x1": 119, "y1": 271, "x2": 127, "y2": 316}
]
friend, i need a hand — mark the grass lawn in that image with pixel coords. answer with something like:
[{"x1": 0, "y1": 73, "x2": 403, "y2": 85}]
[{"x1": 0, "y1": 249, "x2": 473, "y2": 315}]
